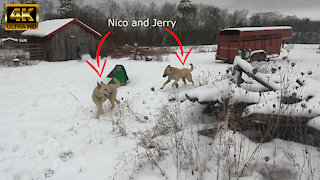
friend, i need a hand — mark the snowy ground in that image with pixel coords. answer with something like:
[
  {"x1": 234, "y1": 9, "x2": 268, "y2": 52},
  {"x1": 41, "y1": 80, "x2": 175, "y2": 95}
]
[{"x1": 0, "y1": 44, "x2": 319, "y2": 179}]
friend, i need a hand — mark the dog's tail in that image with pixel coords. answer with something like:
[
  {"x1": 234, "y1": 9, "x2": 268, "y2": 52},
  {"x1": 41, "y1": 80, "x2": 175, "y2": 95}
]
[
  {"x1": 189, "y1": 63, "x2": 194, "y2": 72},
  {"x1": 113, "y1": 78, "x2": 120, "y2": 88}
]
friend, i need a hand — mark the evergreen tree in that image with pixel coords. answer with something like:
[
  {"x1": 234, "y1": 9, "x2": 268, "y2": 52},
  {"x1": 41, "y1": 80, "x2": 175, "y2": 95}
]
[
  {"x1": 177, "y1": 0, "x2": 196, "y2": 18},
  {"x1": 58, "y1": 0, "x2": 75, "y2": 17},
  {"x1": 176, "y1": 0, "x2": 197, "y2": 44}
]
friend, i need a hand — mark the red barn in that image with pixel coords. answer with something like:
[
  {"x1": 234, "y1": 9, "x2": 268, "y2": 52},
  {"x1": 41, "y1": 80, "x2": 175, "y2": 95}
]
[
  {"x1": 22, "y1": 18, "x2": 101, "y2": 61},
  {"x1": 216, "y1": 26, "x2": 293, "y2": 63}
]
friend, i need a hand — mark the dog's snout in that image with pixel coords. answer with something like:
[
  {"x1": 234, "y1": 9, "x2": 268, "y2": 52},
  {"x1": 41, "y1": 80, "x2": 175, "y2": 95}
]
[{"x1": 163, "y1": 74, "x2": 167, "y2": 77}]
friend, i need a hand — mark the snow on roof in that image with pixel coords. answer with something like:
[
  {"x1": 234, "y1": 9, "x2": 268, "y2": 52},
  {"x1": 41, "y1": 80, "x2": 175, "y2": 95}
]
[
  {"x1": 222, "y1": 26, "x2": 292, "y2": 32},
  {"x1": 1, "y1": 37, "x2": 27, "y2": 42},
  {"x1": 22, "y1": 18, "x2": 74, "y2": 37},
  {"x1": 21, "y1": 18, "x2": 101, "y2": 37}
]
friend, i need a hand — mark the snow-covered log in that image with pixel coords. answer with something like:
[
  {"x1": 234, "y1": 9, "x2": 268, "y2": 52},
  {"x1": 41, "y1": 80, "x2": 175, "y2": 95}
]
[
  {"x1": 233, "y1": 55, "x2": 281, "y2": 91},
  {"x1": 178, "y1": 54, "x2": 320, "y2": 120},
  {"x1": 308, "y1": 116, "x2": 320, "y2": 131}
]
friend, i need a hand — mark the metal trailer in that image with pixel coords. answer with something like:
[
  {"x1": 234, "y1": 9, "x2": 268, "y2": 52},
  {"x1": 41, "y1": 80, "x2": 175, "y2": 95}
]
[{"x1": 216, "y1": 26, "x2": 293, "y2": 63}]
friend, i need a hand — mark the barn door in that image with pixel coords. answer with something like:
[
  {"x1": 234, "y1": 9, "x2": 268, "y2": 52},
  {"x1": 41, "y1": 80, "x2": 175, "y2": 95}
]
[
  {"x1": 78, "y1": 44, "x2": 90, "y2": 58},
  {"x1": 77, "y1": 34, "x2": 91, "y2": 56}
]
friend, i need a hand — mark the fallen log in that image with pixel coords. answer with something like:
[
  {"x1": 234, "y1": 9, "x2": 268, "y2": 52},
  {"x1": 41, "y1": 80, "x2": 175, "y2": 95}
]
[{"x1": 233, "y1": 56, "x2": 280, "y2": 91}]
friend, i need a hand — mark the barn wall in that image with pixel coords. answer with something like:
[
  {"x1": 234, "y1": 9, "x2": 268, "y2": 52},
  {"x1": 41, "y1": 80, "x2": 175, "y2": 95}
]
[
  {"x1": 25, "y1": 37, "x2": 50, "y2": 60},
  {"x1": 49, "y1": 23, "x2": 99, "y2": 61}
]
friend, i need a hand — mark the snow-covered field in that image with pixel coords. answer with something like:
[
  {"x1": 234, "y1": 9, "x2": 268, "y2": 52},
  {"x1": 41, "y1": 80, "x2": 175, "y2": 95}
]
[{"x1": 0, "y1": 44, "x2": 319, "y2": 179}]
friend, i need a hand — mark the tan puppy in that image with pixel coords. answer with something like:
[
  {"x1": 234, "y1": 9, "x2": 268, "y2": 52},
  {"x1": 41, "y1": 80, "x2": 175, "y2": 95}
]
[
  {"x1": 161, "y1": 63, "x2": 194, "y2": 89},
  {"x1": 92, "y1": 78, "x2": 120, "y2": 119}
]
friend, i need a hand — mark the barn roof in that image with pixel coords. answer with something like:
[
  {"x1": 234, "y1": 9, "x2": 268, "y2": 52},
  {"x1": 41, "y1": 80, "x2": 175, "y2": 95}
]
[
  {"x1": 222, "y1": 26, "x2": 292, "y2": 32},
  {"x1": 21, "y1": 18, "x2": 101, "y2": 37},
  {"x1": 1, "y1": 37, "x2": 27, "y2": 43}
]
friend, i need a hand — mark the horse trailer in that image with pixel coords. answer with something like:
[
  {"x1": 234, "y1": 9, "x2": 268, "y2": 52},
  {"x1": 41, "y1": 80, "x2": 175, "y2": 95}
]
[{"x1": 216, "y1": 26, "x2": 293, "y2": 62}]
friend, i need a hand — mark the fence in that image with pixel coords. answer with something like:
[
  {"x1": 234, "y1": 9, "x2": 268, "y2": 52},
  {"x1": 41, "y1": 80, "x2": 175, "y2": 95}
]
[{"x1": 0, "y1": 43, "x2": 46, "y2": 60}]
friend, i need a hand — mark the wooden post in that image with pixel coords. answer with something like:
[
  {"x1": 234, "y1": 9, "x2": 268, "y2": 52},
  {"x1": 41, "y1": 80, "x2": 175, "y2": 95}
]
[{"x1": 133, "y1": 42, "x2": 138, "y2": 60}]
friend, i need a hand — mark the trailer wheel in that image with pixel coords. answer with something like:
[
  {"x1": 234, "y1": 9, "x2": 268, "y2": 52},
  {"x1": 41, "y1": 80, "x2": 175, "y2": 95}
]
[
  {"x1": 258, "y1": 53, "x2": 267, "y2": 61},
  {"x1": 250, "y1": 53, "x2": 259, "y2": 62},
  {"x1": 250, "y1": 52, "x2": 267, "y2": 62}
]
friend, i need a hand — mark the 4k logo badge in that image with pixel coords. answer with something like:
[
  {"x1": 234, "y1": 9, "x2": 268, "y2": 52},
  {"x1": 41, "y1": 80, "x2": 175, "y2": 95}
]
[{"x1": 5, "y1": 4, "x2": 38, "y2": 30}]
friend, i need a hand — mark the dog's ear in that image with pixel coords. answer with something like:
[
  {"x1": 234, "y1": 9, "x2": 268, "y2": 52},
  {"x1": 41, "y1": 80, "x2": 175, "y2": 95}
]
[
  {"x1": 101, "y1": 82, "x2": 105, "y2": 85},
  {"x1": 97, "y1": 82, "x2": 101, "y2": 88}
]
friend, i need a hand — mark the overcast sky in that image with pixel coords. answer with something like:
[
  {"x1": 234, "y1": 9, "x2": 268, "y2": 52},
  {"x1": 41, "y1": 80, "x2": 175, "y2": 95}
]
[
  {"x1": 196, "y1": 0, "x2": 320, "y2": 20},
  {"x1": 86, "y1": 0, "x2": 320, "y2": 20},
  {"x1": 1, "y1": 0, "x2": 319, "y2": 20}
]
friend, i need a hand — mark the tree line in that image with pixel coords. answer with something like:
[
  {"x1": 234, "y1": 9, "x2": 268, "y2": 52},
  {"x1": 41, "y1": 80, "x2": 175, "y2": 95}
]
[{"x1": 2, "y1": 0, "x2": 320, "y2": 46}]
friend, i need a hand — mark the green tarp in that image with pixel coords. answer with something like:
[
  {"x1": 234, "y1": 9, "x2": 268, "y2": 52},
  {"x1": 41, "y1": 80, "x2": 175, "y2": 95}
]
[{"x1": 107, "y1": 65, "x2": 129, "y2": 85}]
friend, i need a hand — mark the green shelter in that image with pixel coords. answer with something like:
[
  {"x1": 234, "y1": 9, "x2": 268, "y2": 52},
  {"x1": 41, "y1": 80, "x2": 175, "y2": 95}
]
[{"x1": 107, "y1": 65, "x2": 129, "y2": 85}]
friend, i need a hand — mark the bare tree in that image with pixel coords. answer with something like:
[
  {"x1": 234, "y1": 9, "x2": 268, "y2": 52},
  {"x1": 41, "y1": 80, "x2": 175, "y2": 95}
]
[
  {"x1": 228, "y1": 9, "x2": 249, "y2": 27},
  {"x1": 250, "y1": 12, "x2": 283, "y2": 26},
  {"x1": 99, "y1": 0, "x2": 121, "y2": 19},
  {"x1": 38, "y1": 0, "x2": 55, "y2": 21},
  {"x1": 122, "y1": 1, "x2": 147, "y2": 21}
]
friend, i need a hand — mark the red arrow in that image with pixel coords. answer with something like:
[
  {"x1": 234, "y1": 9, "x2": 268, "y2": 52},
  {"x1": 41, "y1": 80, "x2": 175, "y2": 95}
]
[
  {"x1": 86, "y1": 32, "x2": 111, "y2": 77},
  {"x1": 165, "y1": 28, "x2": 192, "y2": 66}
]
